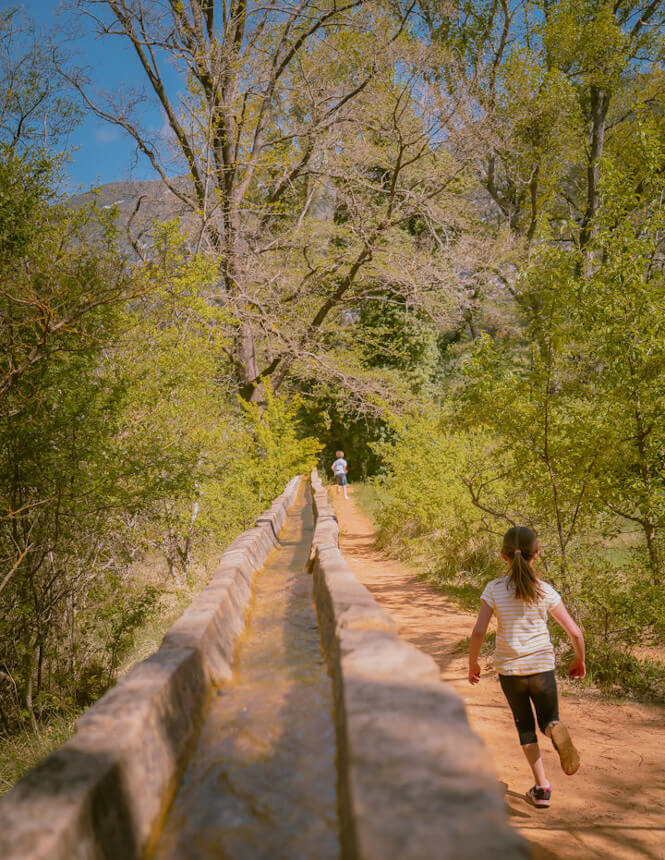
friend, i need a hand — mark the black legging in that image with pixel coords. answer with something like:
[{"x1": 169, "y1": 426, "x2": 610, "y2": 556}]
[{"x1": 499, "y1": 670, "x2": 559, "y2": 745}]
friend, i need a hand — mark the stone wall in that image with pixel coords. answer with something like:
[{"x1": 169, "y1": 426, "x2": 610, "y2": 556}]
[
  {"x1": 309, "y1": 469, "x2": 528, "y2": 859},
  {"x1": 0, "y1": 476, "x2": 302, "y2": 860}
]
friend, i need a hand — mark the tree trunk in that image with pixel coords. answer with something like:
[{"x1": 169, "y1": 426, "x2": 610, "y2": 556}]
[
  {"x1": 633, "y1": 394, "x2": 660, "y2": 583},
  {"x1": 219, "y1": 192, "x2": 263, "y2": 402},
  {"x1": 580, "y1": 85, "x2": 611, "y2": 254},
  {"x1": 22, "y1": 646, "x2": 40, "y2": 737},
  {"x1": 235, "y1": 325, "x2": 262, "y2": 402},
  {"x1": 36, "y1": 642, "x2": 43, "y2": 699}
]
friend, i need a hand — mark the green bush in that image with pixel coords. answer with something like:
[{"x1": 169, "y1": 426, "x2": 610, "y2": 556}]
[
  {"x1": 586, "y1": 648, "x2": 665, "y2": 704},
  {"x1": 370, "y1": 414, "x2": 490, "y2": 562}
]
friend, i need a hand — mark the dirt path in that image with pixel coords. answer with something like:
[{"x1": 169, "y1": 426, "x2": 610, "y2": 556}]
[{"x1": 331, "y1": 487, "x2": 665, "y2": 860}]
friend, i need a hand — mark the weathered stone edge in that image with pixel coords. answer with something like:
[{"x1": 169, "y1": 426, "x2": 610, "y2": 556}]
[
  {"x1": 0, "y1": 475, "x2": 302, "y2": 860},
  {"x1": 309, "y1": 469, "x2": 529, "y2": 860}
]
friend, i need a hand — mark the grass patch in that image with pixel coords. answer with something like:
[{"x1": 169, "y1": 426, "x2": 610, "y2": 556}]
[
  {"x1": 0, "y1": 712, "x2": 77, "y2": 795},
  {"x1": 424, "y1": 575, "x2": 484, "y2": 612},
  {"x1": 351, "y1": 480, "x2": 382, "y2": 521},
  {"x1": 454, "y1": 631, "x2": 496, "y2": 657}
]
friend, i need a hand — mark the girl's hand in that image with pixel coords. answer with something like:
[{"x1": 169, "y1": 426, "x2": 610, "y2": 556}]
[
  {"x1": 468, "y1": 662, "x2": 481, "y2": 685},
  {"x1": 568, "y1": 659, "x2": 586, "y2": 679}
]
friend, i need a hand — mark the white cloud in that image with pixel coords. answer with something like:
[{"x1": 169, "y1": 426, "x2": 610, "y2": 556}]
[{"x1": 94, "y1": 125, "x2": 121, "y2": 144}]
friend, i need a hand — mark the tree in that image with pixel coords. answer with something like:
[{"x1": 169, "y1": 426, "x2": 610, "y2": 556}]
[
  {"x1": 0, "y1": 163, "x2": 134, "y2": 729},
  {"x1": 0, "y1": 8, "x2": 79, "y2": 155},
  {"x1": 67, "y1": 0, "x2": 490, "y2": 403},
  {"x1": 0, "y1": 153, "x2": 137, "y2": 403},
  {"x1": 418, "y1": 0, "x2": 665, "y2": 248},
  {"x1": 567, "y1": 117, "x2": 665, "y2": 582},
  {"x1": 0, "y1": 10, "x2": 131, "y2": 403},
  {"x1": 65, "y1": 1, "x2": 386, "y2": 397}
]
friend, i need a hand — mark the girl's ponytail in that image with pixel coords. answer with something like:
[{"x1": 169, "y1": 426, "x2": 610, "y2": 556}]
[{"x1": 502, "y1": 526, "x2": 542, "y2": 602}]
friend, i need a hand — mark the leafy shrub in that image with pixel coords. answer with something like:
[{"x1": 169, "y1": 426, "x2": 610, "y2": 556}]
[
  {"x1": 370, "y1": 413, "x2": 490, "y2": 562},
  {"x1": 586, "y1": 648, "x2": 665, "y2": 704}
]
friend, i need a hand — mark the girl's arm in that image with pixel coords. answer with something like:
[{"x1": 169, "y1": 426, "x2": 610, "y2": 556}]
[
  {"x1": 468, "y1": 601, "x2": 493, "y2": 684},
  {"x1": 550, "y1": 602, "x2": 586, "y2": 679}
]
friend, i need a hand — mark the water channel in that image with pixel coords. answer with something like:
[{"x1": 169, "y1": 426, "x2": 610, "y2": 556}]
[{"x1": 151, "y1": 485, "x2": 340, "y2": 859}]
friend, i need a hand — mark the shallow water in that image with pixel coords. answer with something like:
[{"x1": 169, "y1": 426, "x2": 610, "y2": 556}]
[{"x1": 150, "y1": 485, "x2": 340, "y2": 860}]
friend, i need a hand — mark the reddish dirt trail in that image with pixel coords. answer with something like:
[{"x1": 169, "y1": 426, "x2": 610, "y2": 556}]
[{"x1": 331, "y1": 487, "x2": 665, "y2": 860}]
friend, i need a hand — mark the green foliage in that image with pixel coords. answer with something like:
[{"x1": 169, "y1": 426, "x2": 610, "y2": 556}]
[
  {"x1": 0, "y1": 9, "x2": 80, "y2": 156},
  {"x1": 370, "y1": 411, "x2": 496, "y2": 564},
  {"x1": 0, "y1": 149, "x2": 138, "y2": 733},
  {"x1": 305, "y1": 396, "x2": 394, "y2": 483},
  {"x1": 357, "y1": 300, "x2": 444, "y2": 395},
  {"x1": 587, "y1": 650, "x2": 665, "y2": 704},
  {"x1": 368, "y1": 106, "x2": 665, "y2": 697},
  {"x1": 0, "y1": 150, "x2": 54, "y2": 260},
  {"x1": 494, "y1": 47, "x2": 584, "y2": 234},
  {"x1": 0, "y1": 180, "x2": 322, "y2": 742},
  {"x1": 93, "y1": 578, "x2": 161, "y2": 690},
  {"x1": 543, "y1": 0, "x2": 629, "y2": 89},
  {"x1": 367, "y1": 123, "x2": 665, "y2": 692},
  {"x1": 240, "y1": 384, "x2": 322, "y2": 503},
  {"x1": 455, "y1": 631, "x2": 497, "y2": 658}
]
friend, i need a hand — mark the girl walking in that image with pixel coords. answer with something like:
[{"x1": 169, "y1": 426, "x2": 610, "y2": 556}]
[{"x1": 468, "y1": 526, "x2": 585, "y2": 808}]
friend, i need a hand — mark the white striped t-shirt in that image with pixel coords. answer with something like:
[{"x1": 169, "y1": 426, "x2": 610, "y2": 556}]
[{"x1": 480, "y1": 576, "x2": 562, "y2": 675}]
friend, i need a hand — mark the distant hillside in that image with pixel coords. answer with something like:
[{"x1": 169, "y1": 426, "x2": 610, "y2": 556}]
[
  {"x1": 69, "y1": 177, "x2": 198, "y2": 254},
  {"x1": 69, "y1": 175, "x2": 338, "y2": 256}
]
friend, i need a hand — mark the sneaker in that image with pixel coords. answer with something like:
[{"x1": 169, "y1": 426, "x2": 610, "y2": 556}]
[
  {"x1": 526, "y1": 784, "x2": 551, "y2": 808},
  {"x1": 550, "y1": 722, "x2": 580, "y2": 775}
]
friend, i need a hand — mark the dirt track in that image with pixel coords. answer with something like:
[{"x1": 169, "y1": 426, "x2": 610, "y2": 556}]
[{"x1": 331, "y1": 487, "x2": 665, "y2": 860}]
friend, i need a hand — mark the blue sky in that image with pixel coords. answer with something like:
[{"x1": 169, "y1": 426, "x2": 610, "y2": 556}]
[{"x1": 28, "y1": 0, "x2": 181, "y2": 190}]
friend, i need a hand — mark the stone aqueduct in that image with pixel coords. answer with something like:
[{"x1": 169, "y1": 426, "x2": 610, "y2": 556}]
[{"x1": 0, "y1": 472, "x2": 526, "y2": 859}]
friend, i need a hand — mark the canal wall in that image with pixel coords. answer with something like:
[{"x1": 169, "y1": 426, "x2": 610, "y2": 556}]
[
  {"x1": 0, "y1": 476, "x2": 302, "y2": 860},
  {"x1": 309, "y1": 469, "x2": 529, "y2": 859}
]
